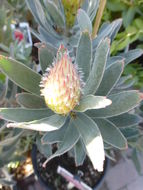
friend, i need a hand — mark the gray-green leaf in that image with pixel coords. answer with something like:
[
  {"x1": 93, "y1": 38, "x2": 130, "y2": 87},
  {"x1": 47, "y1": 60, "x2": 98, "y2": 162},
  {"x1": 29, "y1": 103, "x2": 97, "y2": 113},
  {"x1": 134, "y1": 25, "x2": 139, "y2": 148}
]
[
  {"x1": 84, "y1": 38, "x2": 110, "y2": 95},
  {"x1": 16, "y1": 93, "x2": 46, "y2": 109},
  {"x1": 93, "y1": 118, "x2": 127, "y2": 149},
  {"x1": 7, "y1": 114, "x2": 66, "y2": 132},
  {"x1": 77, "y1": 9, "x2": 92, "y2": 34},
  {"x1": 74, "y1": 113, "x2": 105, "y2": 171},
  {"x1": 0, "y1": 108, "x2": 53, "y2": 122},
  {"x1": 74, "y1": 95, "x2": 112, "y2": 112},
  {"x1": 87, "y1": 91, "x2": 141, "y2": 118},
  {"x1": 76, "y1": 31, "x2": 92, "y2": 82},
  {"x1": 96, "y1": 60, "x2": 124, "y2": 96},
  {"x1": 0, "y1": 56, "x2": 41, "y2": 96}
]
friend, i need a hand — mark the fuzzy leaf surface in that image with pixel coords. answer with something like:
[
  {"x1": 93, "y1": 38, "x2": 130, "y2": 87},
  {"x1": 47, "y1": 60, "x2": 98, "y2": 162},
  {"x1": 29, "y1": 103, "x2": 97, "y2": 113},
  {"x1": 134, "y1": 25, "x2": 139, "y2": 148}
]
[
  {"x1": 74, "y1": 138, "x2": 86, "y2": 166},
  {"x1": 43, "y1": 0, "x2": 65, "y2": 28},
  {"x1": 77, "y1": 9, "x2": 92, "y2": 34},
  {"x1": 0, "y1": 56, "x2": 41, "y2": 96},
  {"x1": 108, "y1": 113, "x2": 141, "y2": 128},
  {"x1": 84, "y1": 38, "x2": 110, "y2": 95},
  {"x1": 93, "y1": 118, "x2": 127, "y2": 149},
  {"x1": 75, "y1": 113, "x2": 105, "y2": 172},
  {"x1": 74, "y1": 95, "x2": 112, "y2": 112},
  {"x1": 96, "y1": 60, "x2": 124, "y2": 96},
  {"x1": 42, "y1": 119, "x2": 80, "y2": 166},
  {"x1": 76, "y1": 31, "x2": 92, "y2": 82},
  {"x1": 0, "y1": 108, "x2": 53, "y2": 122},
  {"x1": 119, "y1": 49, "x2": 143, "y2": 66},
  {"x1": 38, "y1": 44, "x2": 55, "y2": 72},
  {"x1": 16, "y1": 93, "x2": 46, "y2": 109},
  {"x1": 7, "y1": 114, "x2": 66, "y2": 132},
  {"x1": 87, "y1": 91, "x2": 141, "y2": 118},
  {"x1": 42, "y1": 119, "x2": 69, "y2": 144}
]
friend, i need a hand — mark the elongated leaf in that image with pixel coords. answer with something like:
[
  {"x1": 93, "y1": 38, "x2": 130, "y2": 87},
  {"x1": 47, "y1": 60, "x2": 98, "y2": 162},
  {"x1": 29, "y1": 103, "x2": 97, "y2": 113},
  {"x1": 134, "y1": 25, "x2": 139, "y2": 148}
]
[
  {"x1": 7, "y1": 114, "x2": 66, "y2": 132},
  {"x1": 26, "y1": 0, "x2": 47, "y2": 29},
  {"x1": 36, "y1": 135, "x2": 52, "y2": 157},
  {"x1": 0, "y1": 130, "x2": 24, "y2": 146},
  {"x1": 84, "y1": 38, "x2": 110, "y2": 95},
  {"x1": 74, "y1": 95, "x2": 112, "y2": 112},
  {"x1": 75, "y1": 113, "x2": 105, "y2": 172},
  {"x1": 76, "y1": 31, "x2": 92, "y2": 81},
  {"x1": 93, "y1": 19, "x2": 122, "y2": 49},
  {"x1": 106, "y1": 56, "x2": 124, "y2": 68},
  {"x1": 16, "y1": 93, "x2": 46, "y2": 108},
  {"x1": 43, "y1": 119, "x2": 80, "y2": 167},
  {"x1": 38, "y1": 27, "x2": 60, "y2": 48},
  {"x1": 119, "y1": 49, "x2": 143, "y2": 66},
  {"x1": 96, "y1": 60, "x2": 124, "y2": 96},
  {"x1": 0, "y1": 108, "x2": 53, "y2": 122},
  {"x1": 117, "y1": 75, "x2": 133, "y2": 87},
  {"x1": 38, "y1": 44, "x2": 55, "y2": 72},
  {"x1": 108, "y1": 113, "x2": 141, "y2": 128},
  {"x1": 42, "y1": 119, "x2": 69, "y2": 144},
  {"x1": 87, "y1": 91, "x2": 141, "y2": 118},
  {"x1": 93, "y1": 118, "x2": 127, "y2": 149},
  {"x1": 0, "y1": 56, "x2": 41, "y2": 96},
  {"x1": 77, "y1": 9, "x2": 92, "y2": 34},
  {"x1": 44, "y1": 0, "x2": 65, "y2": 28},
  {"x1": 74, "y1": 138, "x2": 86, "y2": 166}
]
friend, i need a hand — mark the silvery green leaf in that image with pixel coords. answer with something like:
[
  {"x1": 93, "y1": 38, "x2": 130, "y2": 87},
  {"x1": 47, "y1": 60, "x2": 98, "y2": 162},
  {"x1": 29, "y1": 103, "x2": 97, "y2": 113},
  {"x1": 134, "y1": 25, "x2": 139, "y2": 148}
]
[
  {"x1": 26, "y1": 0, "x2": 48, "y2": 31},
  {"x1": 74, "y1": 138, "x2": 86, "y2": 166},
  {"x1": 115, "y1": 79, "x2": 136, "y2": 90},
  {"x1": 93, "y1": 19, "x2": 122, "y2": 49},
  {"x1": 36, "y1": 135, "x2": 52, "y2": 157},
  {"x1": 106, "y1": 56, "x2": 124, "y2": 68},
  {"x1": 16, "y1": 93, "x2": 46, "y2": 109},
  {"x1": 0, "y1": 108, "x2": 53, "y2": 122},
  {"x1": 42, "y1": 119, "x2": 80, "y2": 167},
  {"x1": 81, "y1": 0, "x2": 89, "y2": 12},
  {"x1": 96, "y1": 60, "x2": 124, "y2": 96},
  {"x1": 7, "y1": 114, "x2": 66, "y2": 132},
  {"x1": 84, "y1": 38, "x2": 110, "y2": 95},
  {"x1": 43, "y1": 0, "x2": 65, "y2": 28},
  {"x1": 38, "y1": 44, "x2": 55, "y2": 72},
  {"x1": 87, "y1": 0, "x2": 100, "y2": 21},
  {"x1": 121, "y1": 127, "x2": 139, "y2": 140},
  {"x1": 108, "y1": 113, "x2": 142, "y2": 128},
  {"x1": 39, "y1": 27, "x2": 60, "y2": 48},
  {"x1": 93, "y1": 118, "x2": 127, "y2": 149},
  {"x1": 75, "y1": 113, "x2": 105, "y2": 172},
  {"x1": 0, "y1": 56, "x2": 41, "y2": 96},
  {"x1": 74, "y1": 95, "x2": 112, "y2": 112},
  {"x1": 119, "y1": 49, "x2": 143, "y2": 66},
  {"x1": 116, "y1": 75, "x2": 133, "y2": 87},
  {"x1": 87, "y1": 91, "x2": 141, "y2": 118},
  {"x1": 42, "y1": 119, "x2": 69, "y2": 144},
  {"x1": 76, "y1": 31, "x2": 92, "y2": 81},
  {"x1": 77, "y1": 9, "x2": 92, "y2": 34}
]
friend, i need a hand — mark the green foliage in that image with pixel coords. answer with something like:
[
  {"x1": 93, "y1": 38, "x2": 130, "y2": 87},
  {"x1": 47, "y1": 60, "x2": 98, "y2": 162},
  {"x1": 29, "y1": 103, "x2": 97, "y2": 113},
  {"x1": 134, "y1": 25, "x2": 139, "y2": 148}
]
[{"x1": 102, "y1": 0, "x2": 143, "y2": 54}]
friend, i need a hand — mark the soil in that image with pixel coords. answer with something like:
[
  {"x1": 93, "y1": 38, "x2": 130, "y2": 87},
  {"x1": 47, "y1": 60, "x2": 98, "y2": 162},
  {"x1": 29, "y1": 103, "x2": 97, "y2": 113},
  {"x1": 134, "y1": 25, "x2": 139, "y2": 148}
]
[{"x1": 35, "y1": 150, "x2": 107, "y2": 190}]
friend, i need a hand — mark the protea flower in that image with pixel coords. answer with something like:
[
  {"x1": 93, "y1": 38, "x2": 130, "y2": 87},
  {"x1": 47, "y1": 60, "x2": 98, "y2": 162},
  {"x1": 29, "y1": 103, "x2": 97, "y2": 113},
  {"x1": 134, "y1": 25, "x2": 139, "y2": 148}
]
[{"x1": 40, "y1": 45, "x2": 82, "y2": 115}]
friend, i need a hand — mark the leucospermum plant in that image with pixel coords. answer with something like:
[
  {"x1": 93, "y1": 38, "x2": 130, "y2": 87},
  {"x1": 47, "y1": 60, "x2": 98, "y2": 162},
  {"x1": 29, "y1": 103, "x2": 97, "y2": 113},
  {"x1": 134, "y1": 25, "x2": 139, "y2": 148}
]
[{"x1": 0, "y1": 0, "x2": 143, "y2": 173}]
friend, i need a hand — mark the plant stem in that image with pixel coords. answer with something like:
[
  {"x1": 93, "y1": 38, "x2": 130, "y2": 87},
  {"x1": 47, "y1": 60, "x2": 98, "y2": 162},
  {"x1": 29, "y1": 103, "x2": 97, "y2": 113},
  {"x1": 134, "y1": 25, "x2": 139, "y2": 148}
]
[{"x1": 92, "y1": 0, "x2": 107, "y2": 39}]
